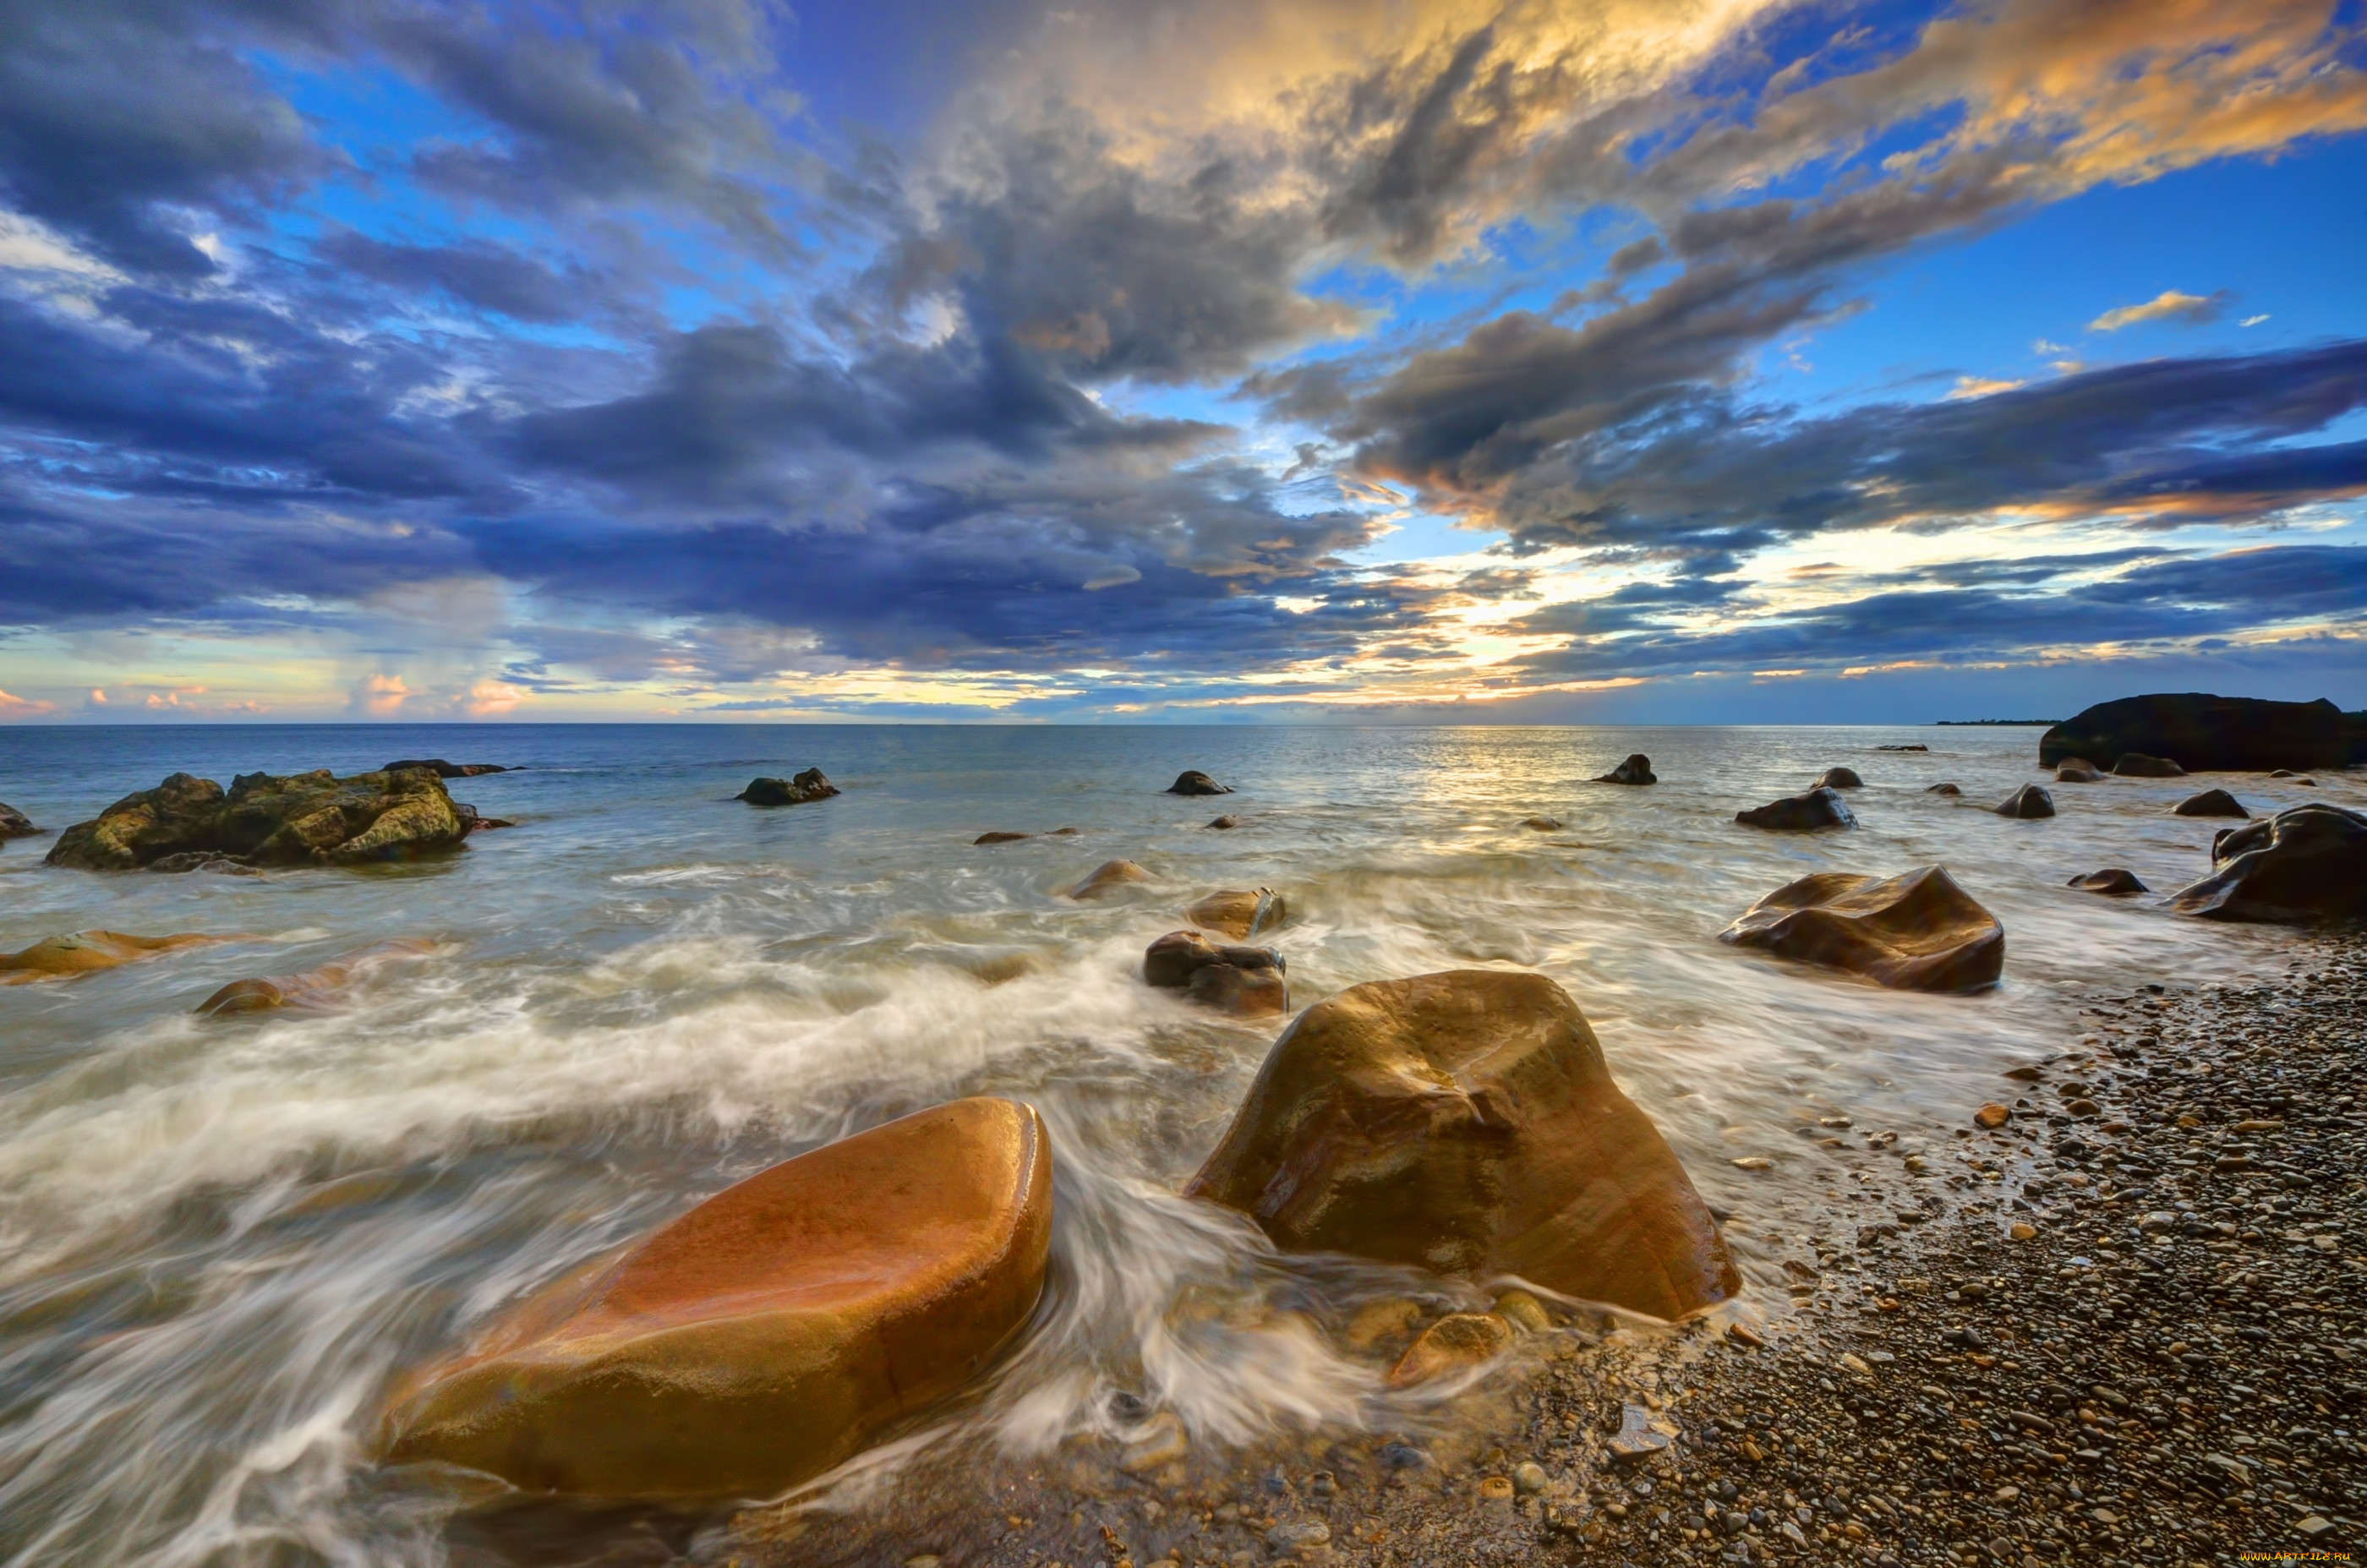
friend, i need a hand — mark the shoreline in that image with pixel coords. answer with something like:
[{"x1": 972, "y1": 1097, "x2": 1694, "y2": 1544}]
[{"x1": 714, "y1": 932, "x2": 2364, "y2": 1568}]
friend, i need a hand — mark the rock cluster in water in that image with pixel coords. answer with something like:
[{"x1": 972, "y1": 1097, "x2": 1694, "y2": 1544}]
[
  {"x1": 1719, "y1": 866, "x2": 2004, "y2": 992},
  {"x1": 375, "y1": 1097, "x2": 1054, "y2": 1497},
  {"x1": 1143, "y1": 930, "x2": 1287, "y2": 1017},
  {"x1": 2167, "y1": 803, "x2": 2367, "y2": 923},
  {"x1": 2041, "y1": 691, "x2": 2367, "y2": 771},
  {"x1": 1185, "y1": 970, "x2": 1740, "y2": 1320},
  {"x1": 736, "y1": 768, "x2": 838, "y2": 806},
  {"x1": 46, "y1": 768, "x2": 472, "y2": 870}
]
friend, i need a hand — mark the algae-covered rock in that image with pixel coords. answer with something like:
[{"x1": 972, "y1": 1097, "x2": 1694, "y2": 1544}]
[
  {"x1": 45, "y1": 769, "x2": 468, "y2": 870},
  {"x1": 0, "y1": 801, "x2": 37, "y2": 839},
  {"x1": 375, "y1": 1097, "x2": 1054, "y2": 1497},
  {"x1": 737, "y1": 768, "x2": 838, "y2": 806},
  {"x1": 1185, "y1": 970, "x2": 1738, "y2": 1319}
]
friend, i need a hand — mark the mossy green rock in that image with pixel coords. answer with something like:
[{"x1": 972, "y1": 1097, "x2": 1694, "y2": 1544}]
[{"x1": 46, "y1": 768, "x2": 468, "y2": 870}]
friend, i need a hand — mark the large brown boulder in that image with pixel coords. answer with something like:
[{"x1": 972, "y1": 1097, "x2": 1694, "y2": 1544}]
[
  {"x1": 737, "y1": 768, "x2": 837, "y2": 806},
  {"x1": 1184, "y1": 888, "x2": 1285, "y2": 940},
  {"x1": 1735, "y1": 786, "x2": 1856, "y2": 831},
  {"x1": 1596, "y1": 754, "x2": 1656, "y2": 785},
  {"x1": 1184, "y1": 970, "x2": 1738, "y2": 1320},
  {"x1": 375, "y1": 1098, "x2": 1053, "y2": 1497},
  {"x1": 2041, "y1": 693, "x2": 2367, "y2": 772},
  {"x1": 0, "y1": 801, "x2": 36, "y2": 839},
  {"x1": 2166, "y1": 804, "x2": 2367, "y2": 924},
  {"x1": 44, "y1": 768, "x2": 469, "y2": 870},
  {"x1": 1143, "y1": 931, "x2": 1287, "y2": 1018},
  {"x1": 1719, "y1": 866, "x2": 2003, "y2": 992},
  {"x1": 2, "y1": 931, "x2": 223, "y2": 984}
]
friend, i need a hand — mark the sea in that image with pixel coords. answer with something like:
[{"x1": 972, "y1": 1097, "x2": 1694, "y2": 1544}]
[{"x1": 0, "y1": 724, "x2": 2341, "y2": 1565}]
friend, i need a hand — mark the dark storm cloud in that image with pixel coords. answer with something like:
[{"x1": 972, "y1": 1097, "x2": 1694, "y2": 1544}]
[
  {"x1": 316, "y1": 233, "x2": 593, "y2": 324},
  {"x1": 1512, "y1": 545, "x2": 2367, "y2": 679}
]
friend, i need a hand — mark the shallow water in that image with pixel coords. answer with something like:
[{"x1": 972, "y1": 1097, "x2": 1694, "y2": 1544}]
[{"x1": 0, "y1": 724, "x2": 2342, "y2": 1564}]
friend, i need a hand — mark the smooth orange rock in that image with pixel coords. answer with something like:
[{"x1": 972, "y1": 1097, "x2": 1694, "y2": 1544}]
[
  {"x1": 0, "y1": 930, "x2": 221, "y2": 984},
  {"x1": 1065, "y1": 859, "x2": 1151, "y2": 899},
  {"x1": 1975, "y1": 1103, "x2": 2011, "y2": 1128},
  {"x1": 374, "y1": 1097, "x2": 1054, "y2": 1497},
  {"x1": 1386, "y1": 1312, "x2": 1513, "y2": 1386},
  {"x1": 1719, "y1": 866, "x2": 2003, "y2": 992},
  {"x1": 1186, "y1": 970, "x2": 1738, "y2": 1320},
  {"x1": 1184, "y1": 888, "x2": 1284, "y2": 940}
]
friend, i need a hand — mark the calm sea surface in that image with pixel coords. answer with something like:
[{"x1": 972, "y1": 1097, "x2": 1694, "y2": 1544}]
[{"x1": 0, "y1": 724, "x2": 2342, "y2": 1564}]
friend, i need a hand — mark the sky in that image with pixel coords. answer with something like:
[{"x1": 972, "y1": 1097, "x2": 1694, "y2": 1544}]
[{"x1": 0, "y1": 0, "x2": 2362, "y2": 725}]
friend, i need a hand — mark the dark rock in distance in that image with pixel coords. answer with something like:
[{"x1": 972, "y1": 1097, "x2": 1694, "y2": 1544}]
[
  {"x1": 1995, "y1": 784, "x2": 2055, "y2": 818},
  {"x1": 2167, "y1": 804, "x2": 2367, "y2": 923},
  {"x1": 0, "y1": 801, "x2": 37, "y2": 839},
  {"x1": 1167, "y1": 770, "x2": 1232, "y2": 796},
  {"x1": 737, "y1": 768, "x2": 838, "y2": 806},
  {"x1": 1719, "y1": 866, "x2": 2004, "y2": 992},
  {"x1": 1926, "y1": 782, "x2": 1963, "y2": 796},
  {"x1": 1874, "y1": 744, "x2": 1928, "y2": 752},
  {"x1": 1596, "y1": 754, "x2": 1656, "y2": 785},
  {"x1": 974, "y1": 831, "x2": 1031, "y2": 844},
  {"x1": 1736, "y1": 786, "x2": 1856, "y2": 831},
  {"x1": 2041, "y1": 692, "x2": 2367, "y2": 772},
  {"x1": 1811, "y1": 767, "x2": 1862, "y2": 789},
  {"x1": 1142, "y1": 930, "x2": 1287, "y2": 1017},
  {"x1": 384, "y1": 759, "x2": 510, "y2": 778},
  {"x1": 2069, "y1": 869, "x2": 2148, "y2": 895},
  {"x1": 46, "y1": 768, "x2": 470, "y2": 870},
  {"x1": 2113, "y1": 752, "x2": 2185, "y2": 777},
  {"x1": 2173, "y1": 788, "x2": 2249, "y2": 819}
]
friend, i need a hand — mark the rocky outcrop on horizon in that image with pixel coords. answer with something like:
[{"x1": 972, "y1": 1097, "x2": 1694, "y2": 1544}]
[
  {"x1": 2040, "y1": 692, "x2": 2367, "y2": 772},
  {"x1": 46, "y1": 768, "x2": 470, "y2": 870}
]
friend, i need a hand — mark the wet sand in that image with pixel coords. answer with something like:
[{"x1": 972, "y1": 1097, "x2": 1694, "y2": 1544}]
[{"x1": 718, "y1": 932, "x2": 2364, "y2": 1568}]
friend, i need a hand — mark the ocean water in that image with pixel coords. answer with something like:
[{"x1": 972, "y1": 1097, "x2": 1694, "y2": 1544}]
[{"x1": 0, "y1": 724, "x2": 2342, "y2": 1565}]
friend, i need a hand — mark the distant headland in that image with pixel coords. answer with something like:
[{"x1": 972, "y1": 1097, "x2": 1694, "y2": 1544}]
[{"x1": 1933, "y1": 718, "x2": 2063, "y2": 726}]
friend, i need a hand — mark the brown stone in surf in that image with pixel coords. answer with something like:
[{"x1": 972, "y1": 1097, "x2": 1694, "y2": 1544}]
[
  {"x1": 1185, "y1": 970, "x2": 1739, "y2": 1320},
  {"x1": 1926, "y1": 782, "x2": 1962, "y2": 796},
  {"x1": 1184, "y1": 888, "x2": 1285, "y2": 940},
  {"x1": 1166, "y1": 770, "x2": 1232, "y2": 796},
  {"x1": 1205, "y1": 815, "x2": 1239, "y2": 830},
  {"x1": 1736, "y1": 786, "x2": 1856, "y2": 831},
  {"x1": 374, "y1": 1097, "x2": 1054, "y2": 1497},
  {"x1": 974, "y1": 831, "x2": 1031, "y2": 844},
  {"x1": 2113, "y1": 752, "x2": 2184, "y2": 777},
  {"x1": 2054, "y1": 758, "x2": 2105, "y2": 782},
  {"x1": 0, "y1": 800, "x2": 36, "y2": 839},
  {"x1": 1520, "y1": 814, "x2": 1562, "y2": 831},
  {"x1": 2068, "y1": 869, "x2": 2147, "y2": 895},
  {"x1": 196, "y1": 938, "x2": 435, "y2": 1016},
  {"x1": 1995, "y1": 783, "x2": 2054, "y2": 818},
  {"x1": 1142, "y1": 930, "x2": 1287, "y2": 1018},
  {"x1": 1719, "y1": 866, "x2": 2003, "y2": 992},
  {"x1": 1596, "y1": 754, "x2": 1656, "y2": 785},
  {"x1": 1066, "y1": 859, "x2": 1151, "y2": 899},
  {"x1": 0, "y1": 930, "x2": 224, "y2": 984},
  {"x1": 1387, "y1": 1312, "x2": 1514, "y2": 1387},
  {"x1": 1811, "y1": 767, "x2": 1862, "y2": 789},
  {"x1": 2173, "y1": 788, "x2": 2249, "y2": 818},
  {"x1": 2167, "y1": 804, "x2": 2367, "y2": 924},
  {"x1": 737, "y1": 768, "x2": 837, "y2": 806}
]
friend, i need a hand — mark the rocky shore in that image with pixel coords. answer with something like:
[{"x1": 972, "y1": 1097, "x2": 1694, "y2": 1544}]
[{"x1": 714, "y1": 933, "x2": 2363, "y2": 1568}]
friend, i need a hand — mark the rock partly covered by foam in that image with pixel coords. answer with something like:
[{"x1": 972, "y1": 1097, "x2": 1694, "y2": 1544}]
[
  {"x1": 0, "y1": 801, "x2": 37, "y2": 839},
  {"x1": 1166, "y1": 769, "x2": 1233, "y2": 796},
  {"x1": 46, "y1": 768, "x2": 469, "y2": 871},
  {"x1": 1995, "y1": 783, "x2": 2055, "y2": 818},
  {"x1": 1, "y1": 931, "x2": 223, "y2": 984},
  {"x1": 1184, "y1": 888, "x2": 1285, "y2": 941},
  {"x1": 2054, "y1": 758, "x2": 2105, "y2": 783},
  {"x1": 2041, "y1": 692, "x2": 2367, "y2": 772},
  {"x1": 2173, "y1": 788, "x2": 2249, "y2": 818},
  {"x1": 2113, "y1": 752, "x2": 2185, "y2": 777},
  {"x1": 737, "y1": 768, "x2": 837, "y2": 806},
  {"x1": 197, "y1": 939, "x2": 435, "y2": 1017},
  {"x1": 383, "y1": 759, "x2": 510, "y2": 778},
  {"x1": 1520, "y1": 814, "x2": 1563, "y2": 831},
  {"x1": 1735, "y1": 786, "x2": 1856, "y2": 831},
  {"x1": 1184, "y1": 970, "x2": 1739, "y2": 1319},
  {"x1": 1926, "y1": 783, "x2": 1962, "y2": 796},
  {"x1": 2068, "y1": 869, "x2": 2148, "y2": 896},
  {"x1": 2167, "y1": 804, "x2": 2367, "y2": 924},
  {"x1": 375, "y1": 1097, "x2": 1054, "y2": 1497},
  {"x1": 1066, "y1": 859, "x2": 1151, "y2": 899},
  {"x1": 1719, "y1": 866, "x2": 2004, "y2": 992},
  {"x1": 1811, "y1": 767, "x2": 1862, "y2": 789},
  {"x1": 1142, "y1": 931, "x2": 1287, "y2": 1018},
  {"x1": 1596, "y1": 754, "x2": 1656, "y2": 785}
]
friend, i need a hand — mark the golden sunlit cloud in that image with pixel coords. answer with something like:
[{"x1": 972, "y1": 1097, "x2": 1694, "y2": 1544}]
[{"x1": 2090, "y1": 289, "x2": 2223, "y2": 331}]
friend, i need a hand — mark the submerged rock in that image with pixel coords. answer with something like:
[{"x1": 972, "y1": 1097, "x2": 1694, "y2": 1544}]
[
  {"x1": 1520, "y1": 814, "x2": 1563, "y2": 831},
  {"x1": 374, "y1": 1097, "x2": 1054, "y2": 1497},
  {"x1": 1143, "y1": 931, "x2": 1287, "y2": 1018},
  {"x1": 1184, "y1": 888, "x2": 1285, "y2": 940},
  {"x1": 383, "y1": 759, "x2": 509, "y2": 778},
  {"x1": 1387, "y1": 1312, "x2": 1513, "y2": 1387},
  {"x1": 1926, "y1": 782, "x2": 1963, "y2": 796},
  {"x1": 2054, "y1": 758, "x2": 2105, "y2": 782},
  {"x1": 2167, "y1": 804, "x2": 2367, "y2": 924},
  {"x1": 1736, "y1": 786, "x2": 1856, "y2": 831},
  {"x1": 1, "y1": 931, "x2": 224, "y2": 984},
  {"x1": 1719, "y1": 866, "x2": 2004, "y2": 992},
  {"x1": 46, "y1": 769, "x2": 469, "y2": 870},
  {"x1": 1184, "y1": 970, "x2": 1739, "y2": 1319},
  {"x1": 2068, "y1": 869, "x2": 2148, "y2": 895},
  {"x1": 0, "y1": 801, "x2": 37, "y2": 839},
  {"x1": 1995, "y1": 783, "x2": 2055, "y2": 818},
  {"x1": 974, "y1": 831, "x2": 1031, "y2": 844},
  {"x1": 736, "y1": 768, "x2": 837, "y2": 806},
  {"x1": 197, "y1": 939, "x2": 435, "y2": 1017},
  {"x1": 1596, "y1": 754, "x2": 1656, "y2": 785},
  {"x1": 2112, "y1": 751, "x2": 2185, "y2": 778},
  {"x1": 1811, "y1": 766, "x2": 1862, "y2": 789},
  {"x1": 1066, "y1": 859, "x2": 1151, "y2": 899},
  {"x1": 2042, "y1": 692, "x2": 2367, "y2": 772},
  {"x1": 1205, "y1": 814, "x2": 1240, "y2": 830},
  {"x1": 2173, "y1": 788, "x2": 2249, "y2": 818},
  {"x1": 1166, "y1": 770, "x2": 1232, "y2": 796},
  {"x1": 1875, "y1": 743, "x2": 1928, "y2": 752}
]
